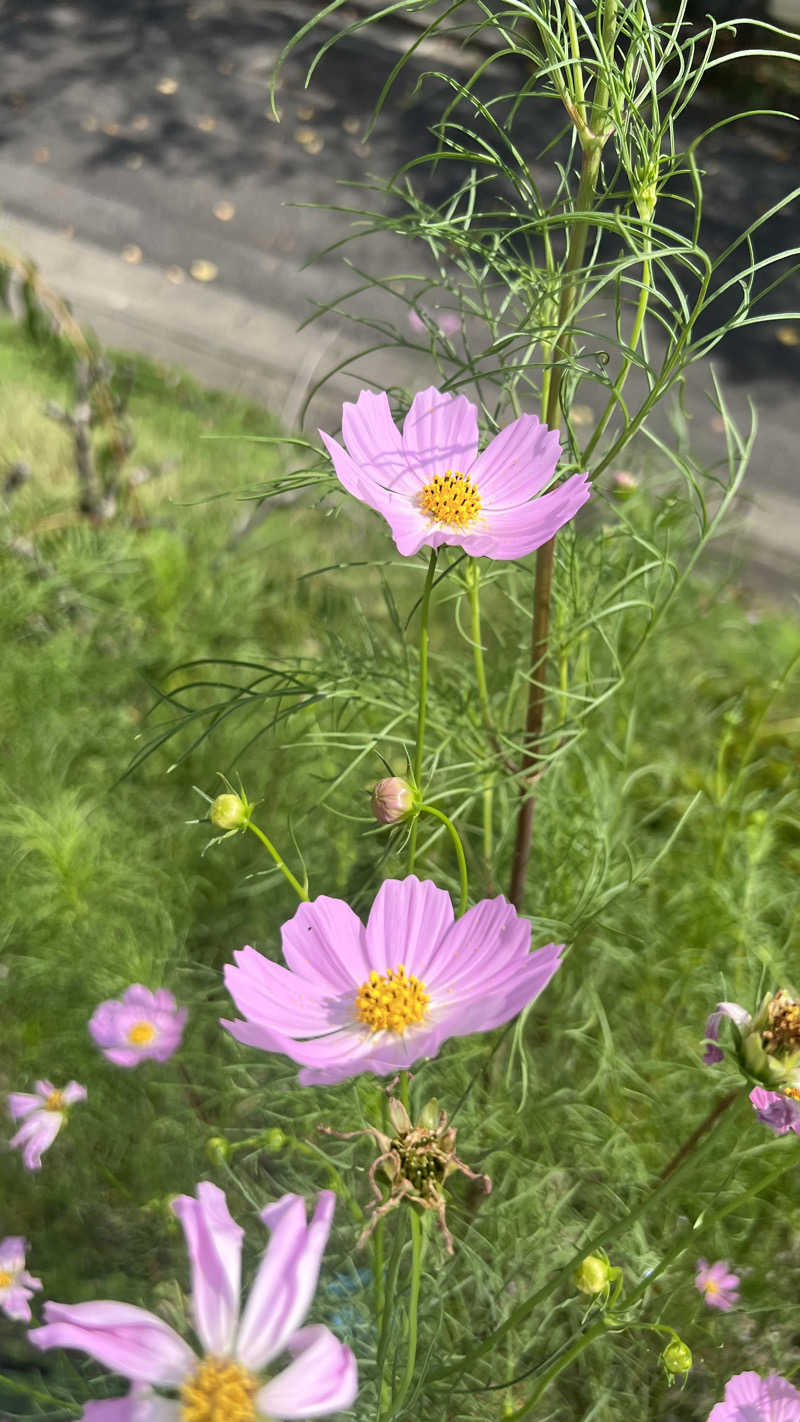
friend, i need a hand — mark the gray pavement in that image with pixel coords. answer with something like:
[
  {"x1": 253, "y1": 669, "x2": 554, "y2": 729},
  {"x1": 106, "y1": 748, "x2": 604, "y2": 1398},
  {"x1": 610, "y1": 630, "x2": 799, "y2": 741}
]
[{"x1": 0, "y1": 0, "x2": 798, "y2": 586}]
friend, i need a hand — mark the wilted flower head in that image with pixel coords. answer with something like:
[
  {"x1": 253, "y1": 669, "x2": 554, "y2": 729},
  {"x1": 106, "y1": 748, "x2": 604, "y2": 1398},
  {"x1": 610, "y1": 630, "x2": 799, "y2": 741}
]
[
  {"x1": 370, "y1": 776, "x2": 414, "y2": 825},
  {"x1": 30, "y1": 1184, "x2": 357, "y2": 1422},
  {"x1": 88, "y1": 985, "x2": 188, "y2": 1069},
  {"x1": 319, "y1": 387, "x2": 591, "y2": 560},
  {"x1": 695, "y1": 1258, "x2": 740, "y2": 1312},
  {"x1": 328, "y1": 1097, "x2": 490, "y2": 1254},
  {"x1": 704, "y1": 989, "x2": 800, "y2": 1089},
  {"x1": 708, "y1": 1372, "x2": 800, "y2": 1421},
  {"x1": 222, "y1": 875, "x2": 563, "y2": 1086},
  {"x1": 0, "y1": 1237, "x2": 41, "y2": 1322},
  {"x1": 749, "y1": 1086, "x2": 800, "y2": 1137},
  {"x1": 7, "y1": 1080, "x2": 87, "y2": 1171}
]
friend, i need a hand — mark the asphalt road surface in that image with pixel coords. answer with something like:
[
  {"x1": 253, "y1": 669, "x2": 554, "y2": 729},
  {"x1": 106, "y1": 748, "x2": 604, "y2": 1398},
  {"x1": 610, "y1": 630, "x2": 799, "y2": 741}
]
[{"x1": 1, "y1": 1, "x2": 798, "y2": 582}]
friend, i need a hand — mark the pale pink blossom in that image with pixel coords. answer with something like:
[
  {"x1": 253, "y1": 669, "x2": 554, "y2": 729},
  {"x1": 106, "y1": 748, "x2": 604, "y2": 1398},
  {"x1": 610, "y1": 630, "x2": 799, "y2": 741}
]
[
  {"x1": 7, "y1": 1080, "x2": 87, "y2": 1170},
  {"x1": 88, "y1": 985, "x2": 187, "y2": 1068},
  {"x1": 749, "y1": 1086, "x2": 800, "y2": 1136},
  {"x1": 222, "y1": 874, "x2": 563, "y2": 1086},
  {"x1": 708, "y1": 1371, "x2": 800, "y2": 1421},
  {"x1": 319, "y1": 386, "x2": 590, "y2": 560},
  {"x1": 695, "y1": 1258, "x2": 740, "y2": 1311},
  {"x1": 0, "y1": 1236, "x2": 41, "y2": 1322},
  {"x1": 30, "y1": 1185, "x2": 357, "y2": 1422}
]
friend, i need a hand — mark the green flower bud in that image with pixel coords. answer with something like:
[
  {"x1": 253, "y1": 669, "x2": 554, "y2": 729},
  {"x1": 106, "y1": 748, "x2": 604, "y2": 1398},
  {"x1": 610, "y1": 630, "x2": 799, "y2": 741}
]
[
  {"x1": 575, "y1": 1254, "x2": 611, "y2": 1295},
  {"x1": 371, "y1": 777, "x2": 414, "y2": 825},
  {"x1": 205, "y1": 1136, "x2": 231, "y2": 1164},
  {"x1": 210, "y1": 792, "x2": 250, "y2": 831},
  {"x1": 662, "y1": 1338, "x2": 692, "y2": 1376},
  {"x1": 262, "y1": 1128, "x2": 289, "y2": 1152}
]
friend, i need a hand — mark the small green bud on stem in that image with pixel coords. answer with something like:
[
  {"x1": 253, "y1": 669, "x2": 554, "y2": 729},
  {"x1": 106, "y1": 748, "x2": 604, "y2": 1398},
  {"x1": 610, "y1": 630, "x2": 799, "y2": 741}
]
[
  {"x1": 575, "y1": 1254, "x2": 611, "y2": 1295},
  {"x1": 210, "y1": 792, "x2": 251, "y2": 831},
  {"x1": 662, "y1": 1338, "x2": 692, "y2": 1377}
]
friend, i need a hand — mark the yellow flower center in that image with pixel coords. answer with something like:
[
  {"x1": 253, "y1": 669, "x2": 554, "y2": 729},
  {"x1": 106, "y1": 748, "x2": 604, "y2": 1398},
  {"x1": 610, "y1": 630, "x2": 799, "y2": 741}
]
[
  {"x1": 355, "y1": 965, "x2": 429, "y2": 1034},
  {"x1": 0, "y1": 1270, "x2": 12, "y2": 1289},
  {"x1": 418, "y1": 470, "x2": 481, "y2": 529},
  {"x1": 45, "y1": 1091, "x2": 65, "y2": 1112},
  {"x1": 127, "y1": 1021, "x2": 157, "y2": 1046},
  {"x1": 180, "y1": 1357, "x2": 258, "y2": 1422},
  {"x1": 704, "y1": 1279, "x2": 719, "y2": 1295}
]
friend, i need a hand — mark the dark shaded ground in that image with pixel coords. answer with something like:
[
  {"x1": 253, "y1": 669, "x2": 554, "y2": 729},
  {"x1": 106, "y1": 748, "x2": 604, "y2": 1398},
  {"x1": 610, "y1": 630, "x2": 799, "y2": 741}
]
[{"x1": 0, "y1": 0, "x2": 799, "y2": 520}]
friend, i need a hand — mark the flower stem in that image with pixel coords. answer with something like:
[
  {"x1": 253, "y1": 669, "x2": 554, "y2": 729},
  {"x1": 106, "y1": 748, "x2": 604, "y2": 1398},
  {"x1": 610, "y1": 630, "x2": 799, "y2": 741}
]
[
  {"x1": 507, "y1": 16, "x2": 615, "y2": 909},
  {"x1": 245, "y1": 819, "x2": 309, "y2": 902},
  {"x1": 419, "y1": 803, "x2": 469, "y2": 916},
  {"x1": 408, "y1": 548, "x2": 438, "y2": 873},
  {"x1": 435, "y1": 1087, "x2": 749, "y2": 1382}
]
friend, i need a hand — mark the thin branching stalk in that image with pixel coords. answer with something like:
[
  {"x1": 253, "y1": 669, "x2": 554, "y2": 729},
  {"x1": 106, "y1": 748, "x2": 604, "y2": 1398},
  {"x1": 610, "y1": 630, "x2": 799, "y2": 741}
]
[{"x1": 408, "y1": 548, "x2": 439, "y2": 872}]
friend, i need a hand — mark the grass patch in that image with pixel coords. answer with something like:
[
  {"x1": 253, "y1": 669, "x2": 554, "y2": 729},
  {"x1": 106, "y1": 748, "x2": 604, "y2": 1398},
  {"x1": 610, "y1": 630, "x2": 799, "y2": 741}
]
[{"x1": 1, "y1": 316, "x2": 799, "y2": 1420}]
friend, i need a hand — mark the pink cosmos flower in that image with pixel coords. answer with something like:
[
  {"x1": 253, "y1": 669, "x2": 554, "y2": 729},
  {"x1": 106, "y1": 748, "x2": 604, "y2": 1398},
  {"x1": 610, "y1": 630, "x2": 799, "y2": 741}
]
[
  {"x1": 7, "y1": 1080, "x2": 87, "y2": 1171},
  {"x1": 319, "y1": 386, "x2": 591, "y2": 560},
  {"x1": 749, "y1": 1086, "x2": 800, "y2": 1136},
  {"x1": 30, "y1": 1184, "x2": 357, "y2": 1422},
  {"x1": 408, "y1": 307, "x2": 461, "y2": 338},
  {"x1": 222, "y1": 874, "x2": 563, "y2": 1087},
  {"x1": 703, "y1": 999, "x2": 752, "y2": 1065},
  {"x1": 695, "y1": 1258, "x2": 740, "y2": 1312},
  {"x1": 708, "y1": 1372, "x2": 800, "y2": 1421},
  {"x1": 0, "y1": 1236, "x2": 41, "y2": 1322},
  {"x1": 88, "y1": 985, "x2": 188, "y2": 1068}
]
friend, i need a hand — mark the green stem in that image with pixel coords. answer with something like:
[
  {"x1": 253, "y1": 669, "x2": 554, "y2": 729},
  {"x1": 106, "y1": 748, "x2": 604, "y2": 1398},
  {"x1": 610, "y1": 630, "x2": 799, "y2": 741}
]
[
  {"x1": 376, "y1": 1225, "x2": 405, "y2": 1416},
  {"x1": 467, "y1": 559, "x2": 493, "y2": 738},
  {"x1": 399, "y1": 1068, "x2": 410, "y2": 1113},
  {"x1": 393, "y1": 1210, "x2": 424, "y2": 1417},
  {"x1": 582, "y1": 243, "x2": 653, "y2": 465},
  {"x1": 507, "y1": 91, "x2": 613, "y2": 911},
  {"x1": 408, "y1": 548, "x2": 438, "y2": 873},
  {"x1": 245, "y1": 820, "x2": 309, "y2": 902},
  {"x1": 435, "y1": 1087, "x2": 747, "y2": 1382},
  {"x1": 419, "y1": 803, "x2": 469, "y2": 916},
  {"x1": 510, "y1": 1320, "x2": 609, "y2": 1420}
]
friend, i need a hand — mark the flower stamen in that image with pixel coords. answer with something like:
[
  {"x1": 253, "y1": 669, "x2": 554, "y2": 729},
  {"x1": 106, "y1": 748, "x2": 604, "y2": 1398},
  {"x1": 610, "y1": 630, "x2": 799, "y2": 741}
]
[
  {"x1": 0, "y1": 1271, "x2": 12, "y2": 1289},
  {"x1": 127, "y1": 1021, "x2": 157, "y2": 1046},
  {"x1": 418, "y1": 471, "x2": 481, "y2": 529},
  {"x1": 44, "y1": 1091, "x2": 64, "y2": 1112},
  {"x1": 180, "y1": 1356, "x2": 258, "y2": 1422},
  {"x1": 355, "y1": 966, "x2": 429, "y2": 1034},
  {"x1": 762, "y1": 990, "x2": 800, "y2": 1057}
]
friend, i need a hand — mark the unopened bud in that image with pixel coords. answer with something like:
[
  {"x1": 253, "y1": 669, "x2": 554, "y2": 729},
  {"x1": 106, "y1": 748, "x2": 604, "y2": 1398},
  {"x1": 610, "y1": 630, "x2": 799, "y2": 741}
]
[
  {"x1": 205, "y1": 1136, "x2": 231, "y2": 1164},
  {"x1": 210, "y1": 792, "x2": 250, "y2": 831},
  {"x1": 662, "y1": 1338, "x2": 692, "y2": 1376},
  {"x1": 262, "y1": 1128, "x2": 289, "y2": 1152},
  {"x1": 371, "y1": 777, "x2": 414, "y2": 825},
  {"x1": 612, "y1": 470, "x2": 638, "y2": 497},
  {"x1": 575, "y1": 1254, "x2": 611, "y2": 1295}
]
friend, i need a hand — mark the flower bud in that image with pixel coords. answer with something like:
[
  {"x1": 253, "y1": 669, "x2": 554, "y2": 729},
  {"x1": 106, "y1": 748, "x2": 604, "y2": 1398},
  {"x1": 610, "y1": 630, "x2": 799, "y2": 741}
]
[
  {"x1": 612, "y1": 470, "x2": 638, "y2": 497},
  {"x1": 210, "y1": 792, "x2": 250, "y2": 831},
  {"x1": 662, "y1": 1338, "x2": 692, "y2": 1376},
  {"x1": 262, "y1": 1128, "x2": 289, "y2": 1152},
  {"x1": 575, "y1": 1254, "x2": 611, "y2": 1295},
  {"x1": 371, "y1": 777, "x2": 414, "y2": 825},
  {"x1": 205, "y1": 1136, "x2": 231, "y2": 1164}
]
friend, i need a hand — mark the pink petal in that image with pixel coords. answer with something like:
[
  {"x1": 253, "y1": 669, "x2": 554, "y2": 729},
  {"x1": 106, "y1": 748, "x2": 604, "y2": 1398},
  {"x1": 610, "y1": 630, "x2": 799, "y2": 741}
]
[
  {"x1": 401, "y1": 387, "x2": 479, "y2": 483},
  {"x1": 82, "y1": 1386, "x2": 179, "y2": 1422},
  {"x1": 7, "y1": 1092, "x2": 43, "y2": 1121},
  {"x1": 319, "y1": 430, "x2": 412, "y2": 523},
  {"x1": 280, "y1": 897, "x2": 370, "y2": 989},
  {"x1": 461, "y1": 474, "x2": 591, "y2": 559},
  {"x1": 340, "y1": 390, "x2": 414, "y2": 493},
  {"x1": 29, "y1": 1301, "x2": 195, "y2": 1386},
  {"x1": 235, "y1": 1192, "x2": 335, "y2": 1372},
  {"x1": 364, "y1": 877, "x2": 454, "y2": 979},
  {"x1": 256, "y1": 1324, "x2": 357, "y2": 1419},
  {"x1": 10, "y1": 1110, "x2": 62, "y2": 1170},
  {"x1": 704, "y1": 1001, "x2": 751, "y2": 1065},
  {"x1": 426, "y1": 895, "x2": 530, "y2": 996},
  {"x1": 224, "y1": 948, "x2": 344, "y2": 1037},
  {"x1": 468, "y1": 414, "x2": 561, "y2": 504},
  {"x1": 62, "y1": 1082, "x2": 88, "y2": 1106},
  {"x1": 171, "y1": 1183, "x2": 242, "y2": 1356},
  {"x1": 221, "y1": 1017, "x2": 376, "y2": 1080}
]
